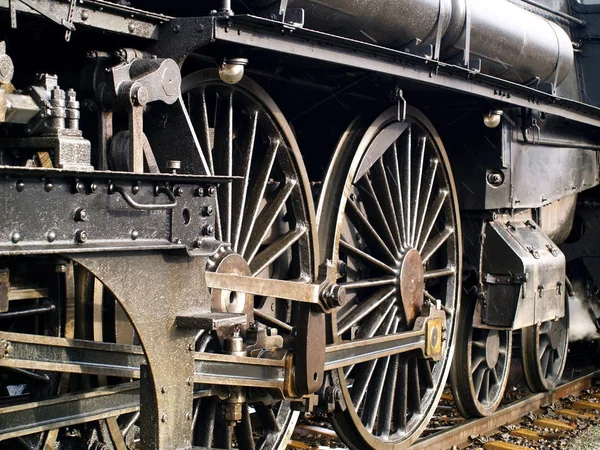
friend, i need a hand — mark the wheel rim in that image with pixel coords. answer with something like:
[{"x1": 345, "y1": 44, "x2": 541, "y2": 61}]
[
  {"x1": 182, "y1": 69, "x2": 317, "y2": 449},
  {"x1": 451, "y1": 297, "x2": 512, "y2": 418},
  {"x1": 0, "y1": 262, "x2": 138, "y2": 449},
  {"x1": 521, "y1": 297, "x2": 569, "y2": 392},
  {"x1": 317, "y1": 107, "x2": 461, "y2": 449}
]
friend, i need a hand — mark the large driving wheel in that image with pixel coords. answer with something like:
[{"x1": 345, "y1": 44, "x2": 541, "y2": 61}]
[
  {"x1": 451, "y1": 295, "x2": 512, "y2": 417},
  {"x1": 317, "y1": 106, "x2": 461, "y2": 449},
  {"x1": 182, "y1": 69, "x2": 317, "y2": 449},
  {"x1": 521, "y1": 294, "x2": 569, "y2": 392}
]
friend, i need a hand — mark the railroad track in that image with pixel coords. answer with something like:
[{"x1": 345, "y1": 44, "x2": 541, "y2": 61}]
[{"x1": 289, "y1": 369, "x2": 600, "y2": 450}]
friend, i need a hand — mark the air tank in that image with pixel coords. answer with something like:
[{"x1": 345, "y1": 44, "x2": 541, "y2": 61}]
[{"x1": 278, "y1": 0, "x2": 574, "y2": 87}]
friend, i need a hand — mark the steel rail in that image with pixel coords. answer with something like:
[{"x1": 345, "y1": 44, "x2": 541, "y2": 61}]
[{"x1": 411, "y1": 370, "x2": 600, "y2": 450}]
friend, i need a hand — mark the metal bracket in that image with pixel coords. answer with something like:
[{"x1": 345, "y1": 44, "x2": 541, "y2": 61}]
[
  {"x1": 8, "y1": 0, "x2": 76, "y2": 31},
  {"x1": 395, "y1": 88, "x2": 407, "y2": 122}
]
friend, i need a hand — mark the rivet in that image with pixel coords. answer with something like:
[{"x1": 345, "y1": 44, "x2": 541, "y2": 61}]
[
  {"x1": 75, "y1": 230, "x2": 88, "y2": 243},
  {"x1": 194, "y1": 187, "x2": 204, "y2": 197},
  {"x1": 207, "y1": 186, "x2": 216, "y2": 196},
  {"x1": 11, "y1": 232, "x2": 21, "y2": 244},
  {"x1": 15, "y1": 181, "x2": 24, "y2": 192},
  {"x1": 161, "y1": 414, "x2": 167, "y2": 423},
  {"x1": 172, "y1": 24, "x2": 181, "y2": 33},
  {"x1": 131, "y1": 230, "x2": 139, "y2": 240},
  {"x1": 174, "y1": 187, "x2": 184, "y2": 197},
  {"x1": 132, "y1": 184, "x2": 140, "y2": 195},
  {"x1": 187, "y1": 377, "x2": 193, "y2": 386},
  {"x1": 186, "y1": 412, "x2": 193, "y2": 421},
  {"x1": 81, "y1": 10, "x2": 89, "y2": 21},
  {"x1": 90, "y1": 183, "x2": 97, "y2": 193},
  {"x1": 161, "y1": 385, "x2": 168, "y2": 394},
  {"x1": 45, "y1": 181, "x2": 53, "y2": 192},
  {"x1": 128, "y1": 23, "x2": 136, "y2": 32},
  {"x1": 76, "y1": 182, "x2": 85, "y2": 193},
  {"x1": 204, "y1": 205, "x2": 214, "y2": 216},
  {"x1": 47, "y1": 231, "x2": 56, "y2": 242}
]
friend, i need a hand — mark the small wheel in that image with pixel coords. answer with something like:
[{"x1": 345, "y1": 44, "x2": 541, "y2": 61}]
[
  {"x1": 182, "y1": 69, "x2": 317, "y2": 449},
  {"x1": 318, "y1": 107, "x2": 461, "y2": 449},
  {"x1": 451, "y1": 296, "x2": 512, "y2": 417},
  {"x1": 521, "y1": 296, "x2": 569, "y2": 392}
]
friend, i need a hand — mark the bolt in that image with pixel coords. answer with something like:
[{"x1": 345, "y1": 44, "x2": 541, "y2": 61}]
[
  {"x1": 194, "y1": 187, "x2": 204, "y2": 197},
  {"x1": 321, "y1": 284, "x2": 347, "y2": 309},
  {"x1": 55, "y1": 264, "x2": 67, "y2": 273},
  {"x1": 186, "y1": 411, "x2": 193, "y2": 421},
  {"x1": 45, "y1": 181, "x2": 53, "y2": 192},
  {"x1": 174, "y1": 238, "x2": 183, "y2": 245},
  {"x1": 131, "y1": 230, "x2": 139, "y2": 240},
  {"x1": 47, "y1": 231, "x2": 56, "y2": 243},
  {"x1": 203, "y1": 225, "x2": 215, "y2": 236},
  {"x1": 172, "y1": 24, "x2": 181, "y2": 33},
  {"x1": 75, "y1": 230, "x2": 88, "y2": 244},
  {"x1": 74, "y1": 208, "x2": 88, "y2": 221},
  {"x1": 174, "y1": 187, "x2": 184, "y2": 197},
  {"x1": 187, "y1": 377, "x2": 194, "y2": 386},
  {"x1": 207, "y1": 186, "x2": 216, "y2": 196},
  {"x1": 15, "y1": 180, "x2": 24, "y2": 192},
  {"x1": 11, "y1": 232, "x2": 21, "y2": 244},
  {"x1": 203, "y1": 205, "x2": 214, "y2": 216},
  {"x1": 76, "y1": 182, "x2": 85, "y2": 193},
  {"x1": 188, "y1": 342, "x2": 194, "y2": 351},
  {"x1": 90, "y1": 183, "x2": 97, "y2": 193},
  {"x1": 487, "y1": 171, "x2": 504, "y2": 187},
  {"x1": 167, "y1": 160, "x2": 181, "y2": 173}
]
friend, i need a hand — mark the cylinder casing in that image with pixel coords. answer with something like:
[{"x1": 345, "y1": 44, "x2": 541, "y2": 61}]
[{"x1": 283, "y1": 0, "x2": 574, "y2": 87}]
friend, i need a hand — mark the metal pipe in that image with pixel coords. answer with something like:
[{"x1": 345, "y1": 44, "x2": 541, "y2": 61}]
[
  {"x1": 277, "y1": 0, "x2": 575, "y2": 87},
  {"x1": 517, "y1": 0, "x2": 585, "y2": 27}
]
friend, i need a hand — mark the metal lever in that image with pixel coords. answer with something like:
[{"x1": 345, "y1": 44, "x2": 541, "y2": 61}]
[{"x1": 108, "y1": 183, "x2": 177, "y2": 210}]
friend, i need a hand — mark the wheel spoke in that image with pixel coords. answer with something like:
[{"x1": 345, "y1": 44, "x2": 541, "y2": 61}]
[
  {"x1": 244, "y1": 179, "x2": 297, "y2": 262},
  {"x1": 340, "y1": 277, "x2": 396, "y2": 290},
  {"x1": 473, "y1": 366, "x2": 485, "y2": 397},
  {"x1": 471, "y1": 355, "x2": 486, "y2": 375},
  {"x1": 232, "y1": 110, "x2": 258, "y2": 251},
  {"x1": 351, "y1": 307, "x2": 398, "y2": 409},
  {"x1": 339, "y1": 240, "x2": 396, "y2": 274},
  {"x1": 249, "y1": 225, "x2": 306, "y2": 276},
  {"x1": 189, "y1": 88, "x2": 214, "y2": 174},
  {"x1": 395, "y1": 357, "x2": 409, "y2": 430},
  {"x1": 417, "y1": 189, "x2": 448, "y2": 253},
  {"x1": 357, "y1": 176, "x2": 400, "y2": 254},
  {"x1": 354, "y1": 298, "x2": 398, "y2": 340},
  {"x1": 238, "y1": 138, "x2": 280, "y2": 255},
  {"x1": 384, "y1": 142, "x2": 408, "y2": 246},
  {"x1": 346, "y1": 200, "x2": 396, "y2": 263},
  {"x1": 194, "y1": 397, "x2": 218, "y2": 447},
  {"x1": 362, "y1": 318, "x2": 400, "y2": 432},
  {"x1": 337, "y1": 288, "x2": 396, "y2": 335},
  {"x1": 376, "y1": 353, "x2": 399, "y2": 437},
  {"x1": 419, "y1": 358, "x2": 435, "y2": 389},
  {"x1": 410, "y1": 137, "x2": 426, "y2": 246},
  {"x1": 401, "y1": 128, "x2": 412, "y2": 242},
  {"x1": 407, "y1": 357, "x2": 421, "y2": 412},
  {"x1": 372, "y1": 160, "x2": 402, "y2": 250},
  {"x1": 414, "y1": 158, "x2": 439, "y2": 246},
  {"x1": 424, "y1": 266, "x2": 456, "y2": 279},
  {"x1": 214, "y1": 90, "x2": 234, "y2": 243},
  {"x1": 421, "y1": 226, "x2": 454, "y2": 264},
  {"x1": 254, "y1": 404, "x2": 280, "y2": 433}
]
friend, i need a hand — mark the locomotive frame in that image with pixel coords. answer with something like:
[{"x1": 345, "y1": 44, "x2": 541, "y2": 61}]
[{"x1": 0, "y1": 0, "x2": 598, "y2": 449}]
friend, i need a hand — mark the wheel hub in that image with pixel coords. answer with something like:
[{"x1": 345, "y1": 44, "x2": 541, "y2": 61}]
[
  {"x1": 548, "y1": 320, "x2": 563, "y2": 349},
  {"x1": 208, "y1": 247, "x2": 253, "y2": 316},
  {"x1": 485, "y1": 330, "x2": 501, "y2": 368},
  {"x1": 399, "y1": 248, "x2": 425, "y2": 325}
]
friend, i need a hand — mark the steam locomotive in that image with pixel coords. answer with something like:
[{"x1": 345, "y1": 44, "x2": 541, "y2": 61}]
[{"x1": 0, "y1": 0, "x2": 598, "y2": 449}]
